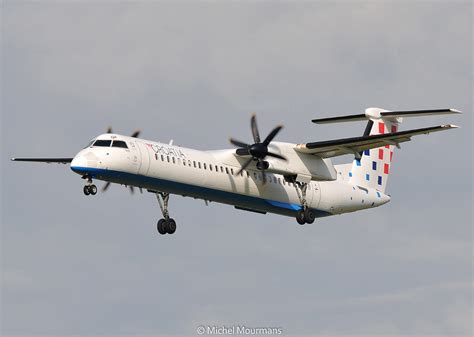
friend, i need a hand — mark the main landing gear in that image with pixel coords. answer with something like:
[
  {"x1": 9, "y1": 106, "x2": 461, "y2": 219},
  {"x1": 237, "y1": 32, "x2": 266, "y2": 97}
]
[
  {"x1": 291, "y1": 179, "x2": 315, "y2": 225},
  {"x1": 83, "y1": 176, "x2": 97, "y2": 196},
  {"x1": 155, "y1": 192, "x2": 177, "y2": 235}
]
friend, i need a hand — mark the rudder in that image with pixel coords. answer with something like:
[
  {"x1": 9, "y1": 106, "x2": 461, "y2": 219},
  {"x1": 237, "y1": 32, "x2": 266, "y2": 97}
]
[{"x1": 349, "y1": 108, "x2": 399, "y2": 193}]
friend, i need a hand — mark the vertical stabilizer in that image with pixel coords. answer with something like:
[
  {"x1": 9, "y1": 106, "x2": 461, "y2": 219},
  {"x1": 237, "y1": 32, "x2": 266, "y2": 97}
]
[{"x1": 349, "y1": 108, "x2": 399, "y2": 193}]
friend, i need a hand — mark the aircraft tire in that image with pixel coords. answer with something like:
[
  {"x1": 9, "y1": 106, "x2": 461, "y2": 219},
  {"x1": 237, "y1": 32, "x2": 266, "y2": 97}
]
[
  {"x1": 296, "y1": 210, "x2": 306, "y2": 225},
  {"x1": 166, "y1": 218, "x2": 177, "y2": 234},
  {"x1": 157, "y1": 219, "x2": 167, "y2": 235},
  {"x1": 304, "y1": 208, "x2": 315, "y2": 224},
  {"x1": 83, "y1": 185, "x2": 90, "y2": 196}
]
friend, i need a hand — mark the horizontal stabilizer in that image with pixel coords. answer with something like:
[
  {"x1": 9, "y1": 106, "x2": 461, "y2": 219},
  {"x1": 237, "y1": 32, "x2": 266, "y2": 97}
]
[
  {"x1": 295, "y1": 124, "x2": 459, "y2": 158},
  {"x1": 380, "y1": 109, "x2": 461, "y2": 118},
  {"x1": 312, "y1": 108, "x2": 461, "y2": 124},
  {"x1": 11, "y1": 157, "x2": 73, "y2": 164},
  {"x1": 312, "y1": 114, "x2": 367, "y2": 124}
]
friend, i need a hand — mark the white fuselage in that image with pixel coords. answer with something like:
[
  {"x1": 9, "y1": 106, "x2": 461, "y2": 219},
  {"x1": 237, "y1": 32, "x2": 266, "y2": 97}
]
[{"x1": 70, "y1": 134, "x2": 390, "y2": 218}]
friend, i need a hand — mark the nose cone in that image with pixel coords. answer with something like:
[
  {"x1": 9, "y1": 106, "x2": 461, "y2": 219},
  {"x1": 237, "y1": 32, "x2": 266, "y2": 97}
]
[{"x1": 70, "y1": 153, "x2": 88, "y2": 174}]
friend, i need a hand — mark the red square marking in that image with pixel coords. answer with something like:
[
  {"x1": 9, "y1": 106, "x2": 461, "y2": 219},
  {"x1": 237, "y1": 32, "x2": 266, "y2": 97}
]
[
  {"x1": 378, "y1": 149, "x2": 384, "y2": 160},
  {"x1": 384, "y1": 163, "x2": 389, "y2": 174},
  {"x1": 385, "y1": 145, "x2": 390, "y2": 149},
  {"x1": 378, "y1": 122, "x2": 385, "y2": 134},
  {"x1": 391, "y1": 125, "x2": 398, "y2": 133}
]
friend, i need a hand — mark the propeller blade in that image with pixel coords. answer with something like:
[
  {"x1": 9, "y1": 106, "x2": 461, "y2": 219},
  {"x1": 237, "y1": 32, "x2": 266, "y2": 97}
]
[
  {"x1": 251, "y1": 114, "x2": 261, "y2": 143},
  {"x1": 263, "y1": 125, "x2": 283, "y2": 145},
  {"x1": 130, "y1": 130, "x2": 141, "y2": 138},
  {"x1": 236, "y1": 158, "x2": 253, "y2": 176},
  {"x1": 236, "y1": 148, "x2": 250, "y2": 156},
  {"x1": 266, "y1": 152, "x2": 287, "y2": 161},
  {"x1": 229, "y1": 138, "x2": 250, "y2": 148},
  {"x1": 106, "y1": 126, "x2": 113, "y2": 133},
  {"x1": 102, "y1": 182, "x2": 111, "y2": 192}
]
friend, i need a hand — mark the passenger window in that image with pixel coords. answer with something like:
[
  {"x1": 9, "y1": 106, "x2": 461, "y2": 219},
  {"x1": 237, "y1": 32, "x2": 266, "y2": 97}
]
[
  {"x1": 198, "y1": 162, "x2": 201, "y2": 169},
  {"x1": 167, "y1": 156, "x2": 170, "y2": 162},
  {"x1": 220, "y1": 166, "x2": 224, "y2": 173},
  {"x1": 203, "y1": 163, "x2": 207, "y2": 170},
  {"x1": 193, "y1": 161, "x2": 196, "y2": 168},
  {"x1": 161, "y1": 155, "x2": 164, "y2": 161},
  {"x1": 112, "y1": 140, "x2": 128, "y2": 148},
  {"x1": 209, "y1": 165, "x2": 212, "y2": 171},
  {"x1": 183, "y1": 160, "x2": 186, "y2": 166},
  {"x1": 188, "y1": 160, "x2": 192, "y2": 166},
  {"x1": 172, "y1": 157, "x2": 175, "y2": 164},
  {"x1": 93, "y1": 140, "x2": 111, "y2": 147},
  {"x1": 225, "y1": 167, "x2": 229, "y2": 174}
]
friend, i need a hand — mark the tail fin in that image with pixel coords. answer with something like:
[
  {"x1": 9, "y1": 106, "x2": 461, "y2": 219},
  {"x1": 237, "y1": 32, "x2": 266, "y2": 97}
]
[{"x1": 349, "y1": 108, "x2": 399, "y2": 193}]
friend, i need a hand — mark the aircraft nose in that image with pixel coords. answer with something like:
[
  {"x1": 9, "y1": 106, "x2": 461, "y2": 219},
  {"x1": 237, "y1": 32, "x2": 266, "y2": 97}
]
[{"x1": 70, "y1": 154, "x2": 88, "y2": 174}]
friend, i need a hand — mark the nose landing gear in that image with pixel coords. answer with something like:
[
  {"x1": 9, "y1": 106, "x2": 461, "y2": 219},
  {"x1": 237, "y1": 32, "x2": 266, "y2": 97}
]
[
  {"x1": 83, "y1": 184, "x2": 97, "y2": 196},
  {"x1": 155, "y1": 192, "x2": 177, "y2": 235},
  {"x1": 82, "y1": 176, "x2": 97, "y2": 196}
]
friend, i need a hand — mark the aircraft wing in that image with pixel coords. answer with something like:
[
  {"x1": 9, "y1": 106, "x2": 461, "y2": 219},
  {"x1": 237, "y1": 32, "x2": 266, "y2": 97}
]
[
  {"x1": 294, "y1": 124, "x2": 458, "y2": 158},
  {"x1": 11, "y1": 157, "x2": 73, "y2": 164}
]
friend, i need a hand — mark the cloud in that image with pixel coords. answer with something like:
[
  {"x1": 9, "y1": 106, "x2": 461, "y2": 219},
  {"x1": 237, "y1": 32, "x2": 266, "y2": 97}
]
[{"x1": 1, "y1": 1, "x2": 472, "y2": 336}]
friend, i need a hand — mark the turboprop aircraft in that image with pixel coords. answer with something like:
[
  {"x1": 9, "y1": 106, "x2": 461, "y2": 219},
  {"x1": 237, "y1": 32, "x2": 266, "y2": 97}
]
[{"x1": 11, "y1": 107, "x2": 460, "y2": 235}]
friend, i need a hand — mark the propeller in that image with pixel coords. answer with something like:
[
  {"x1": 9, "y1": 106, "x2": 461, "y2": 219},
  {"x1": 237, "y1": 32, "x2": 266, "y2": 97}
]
[
  {"x1": 229, "y1": 114, "x2": 286, "y2": 184},
  {"x1": 106, "y1": 127, "x2": 141, "y2": 138},
  {"x1": 102, "y1": 126, "x2": 143, "y2": 194}
]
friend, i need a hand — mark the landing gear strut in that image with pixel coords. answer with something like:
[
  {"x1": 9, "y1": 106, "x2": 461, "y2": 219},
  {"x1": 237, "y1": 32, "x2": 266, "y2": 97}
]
[
  {"x1": 290, "y1": 178, "x2": 315, "y2": 225},
  {"x1": 155, "y1": 192, "x2": 177, "y2": 235},
  {"x1": 82, "y1": 176, "x2": 97, "y2": 196}
]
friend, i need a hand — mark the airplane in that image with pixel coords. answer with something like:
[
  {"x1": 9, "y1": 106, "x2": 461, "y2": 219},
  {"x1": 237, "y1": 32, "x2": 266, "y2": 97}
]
[{"x1": 11, "y1": 107, "x2": 460, "y2": 236}]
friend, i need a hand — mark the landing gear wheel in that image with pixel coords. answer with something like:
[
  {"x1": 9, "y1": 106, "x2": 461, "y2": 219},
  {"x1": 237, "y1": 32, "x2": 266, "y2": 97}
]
[
  {"x1": 155, "y1": 192, "x2": 178, "y2": 236},
  {"x1": 83, "y1": 185, "x2": 91, "y2": 196},
  {"x1": 304, "y1": 208, "x2": 315, "y2": 224},
  {"x1": 89, "y1": 184, "x2": 97, "y2": 195},
  {"x1": 296, "y1": 209, "x2": 306, "y2": 225},
  {"x1": 166, "y1": 218, "x2": 177, "y2": 234},
  {"x1": 157, "y1": 219, "x2": 167, "y2": 235}
]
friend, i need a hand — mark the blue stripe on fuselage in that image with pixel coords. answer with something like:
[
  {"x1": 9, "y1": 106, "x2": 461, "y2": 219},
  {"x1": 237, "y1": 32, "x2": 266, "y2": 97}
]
[{"x1": 70, "y1": 166, "x2": 332, "y2": 218}]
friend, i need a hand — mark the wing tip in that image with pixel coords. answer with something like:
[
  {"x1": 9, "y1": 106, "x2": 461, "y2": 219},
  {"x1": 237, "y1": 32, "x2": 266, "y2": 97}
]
[{"x1": 443, "y1": 124, "x2": 460, "y2": 128}]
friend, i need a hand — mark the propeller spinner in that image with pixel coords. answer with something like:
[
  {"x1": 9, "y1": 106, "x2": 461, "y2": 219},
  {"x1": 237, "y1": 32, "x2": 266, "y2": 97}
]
[{"x1": 229, "y1": 114, "x2": 286, "y2": 183}]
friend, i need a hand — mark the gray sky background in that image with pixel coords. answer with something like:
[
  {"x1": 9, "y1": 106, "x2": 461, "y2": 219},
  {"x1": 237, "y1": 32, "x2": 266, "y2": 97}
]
[{"x1": 1, "y1": 1, "x2": 472, "y2": 337}]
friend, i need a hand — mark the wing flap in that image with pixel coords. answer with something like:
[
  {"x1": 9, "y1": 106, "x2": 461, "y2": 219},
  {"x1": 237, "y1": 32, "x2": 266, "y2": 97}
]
[{"x1": 295, "y1": 124, "x2": 458, "y2": 158}]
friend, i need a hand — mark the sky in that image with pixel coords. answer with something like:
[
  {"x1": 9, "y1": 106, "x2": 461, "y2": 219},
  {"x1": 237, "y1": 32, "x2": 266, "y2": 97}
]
[{"x1": 1, "y1": 1, "x2": 472, "y2": 337}]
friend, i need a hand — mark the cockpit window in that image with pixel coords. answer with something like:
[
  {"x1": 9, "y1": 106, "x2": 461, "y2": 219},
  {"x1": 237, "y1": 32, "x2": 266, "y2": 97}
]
[
  {"x1": 84, "y1": 139, "x2": 95, "y2": 149},
  {"x1": 93, "y1": 140, "x2": 112, "y2": 147},
  {"x1": 112, "y1": 140, "x2": 128, "y2": 148}
]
